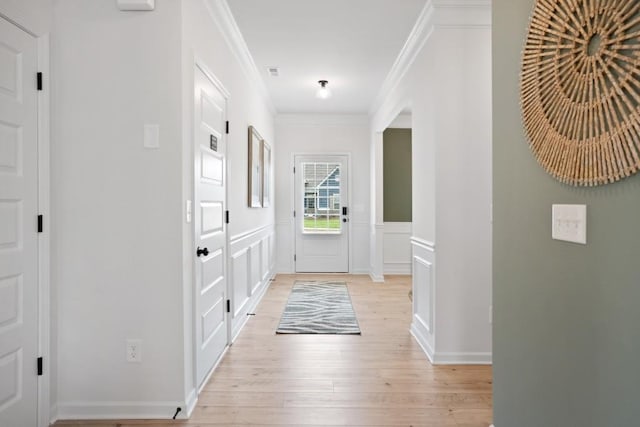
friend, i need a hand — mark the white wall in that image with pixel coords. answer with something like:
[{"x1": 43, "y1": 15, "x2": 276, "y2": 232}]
[
  {"x1": 275, "y1": 114, "x2": 370, "y2": 274},
  {"x1": 52, "y1": 0, "x2": 186, "y2": 418},
  {"x1": 50, "y1": 0, "x2": 276, "y2": 420},
  {"x1": 180, "y1": 0, "x2": 275, "y2": 405},
  {"x1": 433, "y1": 26, "x2": 492, "y2": 362},
  {"x1": 383, "y1": 222, "x2": 412, "y2": 275},
  {"x1": 371, "y1": 0, "x2": 492, "y2": 364},
  {"x1": 0, "y1": 0, "x2": 52, "y2": 36}
]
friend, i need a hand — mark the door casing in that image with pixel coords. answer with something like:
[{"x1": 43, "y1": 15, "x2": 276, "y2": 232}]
[
  {"x1": 290, "y1": 152, "x2": 353, "y2": 273},
  {"x1": 191, "y1": 58, "x2": 231, "y2": 394}
]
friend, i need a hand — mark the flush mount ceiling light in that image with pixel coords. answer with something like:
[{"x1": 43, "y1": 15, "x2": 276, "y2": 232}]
[{"x1": 316, "y1": 80, "x2": 331, "y2": 99}]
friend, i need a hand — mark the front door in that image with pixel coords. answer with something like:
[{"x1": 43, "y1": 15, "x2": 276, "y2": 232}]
[
  {"x1": 194, "y1": 64, "x2": 228, "y2": 388},
  {"x1": 294, "y1": 155, "x2": 349, "y2": 272},
  {"x1": 0, "y1": 17, "x2": 39, "y2": 427}
]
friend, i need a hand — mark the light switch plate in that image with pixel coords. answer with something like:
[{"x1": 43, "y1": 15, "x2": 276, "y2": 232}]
[
  {"x1": 144, "y1": 124, "x2": 159, "y2": 149},
  {"x1": 552, "y1": 204, "x2": 587, "y2": 244}
]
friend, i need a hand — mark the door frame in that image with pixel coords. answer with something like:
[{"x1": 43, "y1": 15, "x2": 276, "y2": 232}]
[
  {"x1": 191, "y1": 57, "x2": 231, "y2": 394},
  {"x1": 3, "y1": 12, "x2": 54, "y2": 425},
  {"x1": 290, "y1": 152, "x2": 353, "y2": 273},
  {"x1": 36, "y1": 33, "x2": 51, "y2": 427},
  {"x1": 0, "y1": 16, "x2": 54, "y2": 426}
]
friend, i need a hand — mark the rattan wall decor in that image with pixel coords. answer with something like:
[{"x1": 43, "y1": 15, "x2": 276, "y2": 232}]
[{"x1": 520, "y1": 1, "x2": 640, "y2": 186}]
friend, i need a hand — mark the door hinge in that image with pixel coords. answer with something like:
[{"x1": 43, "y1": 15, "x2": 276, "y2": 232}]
[
  {"x1": 293, "y1": 210, "x2": 296, "y2": 218},
  {"x1": 226, "y1": 299, "x2": 231, "y2": 313},
  {"x1": 37, "y1": 357, "x2": 43, "y2": 376},
  {"x1": 37, "y1": 215, "x2": 43, "y2": 233},
  {"x1": 225, "y1": 210, "x2": 229, "y2": 224},
  {"x1": 37, "y1": 72, "x2": 43, "y2": 91},
  {"x1": 293, "y1": 166, "x2": 296, "y2": 173},
  {"x1": 294, "y1": 254, "x2": 296, "y2": 262},
  {"x1": 225, "y1": 121, "x2": 229, "y2": 134}
]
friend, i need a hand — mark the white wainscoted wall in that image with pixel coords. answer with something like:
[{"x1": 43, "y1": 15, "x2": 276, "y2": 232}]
[
  {"x1": 229, "y1": 225, "x2": 275, "y2": 340},
  {"x1": 275, "y1": 115, "x2": 370, "y2": 274},
  {"x1": 383, "y1": 222, "x2": 412, "y2": 274},
  {"x1": 180, "y1": 0, "x2": 276, "y2": 417},
  {"x1": 370, "y1": 0, "x2": 492, "y2": 365},
  {"x1": 409, "y1": 238, "x2": 435, "y2": 358}
]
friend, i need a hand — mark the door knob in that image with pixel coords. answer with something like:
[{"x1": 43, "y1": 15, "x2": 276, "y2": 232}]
[{"x1": 196, "y1": 246, "x2": 209, "y2": 257}]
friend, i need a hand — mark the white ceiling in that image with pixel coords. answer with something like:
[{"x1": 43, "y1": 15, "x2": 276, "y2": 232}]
[{"x1": 226, "y1": 0, "x2": 427, "y2": 114}]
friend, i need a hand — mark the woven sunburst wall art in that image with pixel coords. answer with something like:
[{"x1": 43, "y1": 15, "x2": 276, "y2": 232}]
[{"x1": 520, "y1": 1, "x2": 640, "y2": 186}]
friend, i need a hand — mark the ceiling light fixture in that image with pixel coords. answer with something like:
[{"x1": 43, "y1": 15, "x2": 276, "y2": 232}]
[{"x1": 316, "y1": 80, "x2": 331, "y2": 99}]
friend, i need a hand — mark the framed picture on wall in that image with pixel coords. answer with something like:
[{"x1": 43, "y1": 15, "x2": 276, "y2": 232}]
[
  {"x1": 248, "y1": 126, "x2": 263, "y2": 207},
  {"x1": 262, "y1": 141, "x2": 271, "y2": 207}
]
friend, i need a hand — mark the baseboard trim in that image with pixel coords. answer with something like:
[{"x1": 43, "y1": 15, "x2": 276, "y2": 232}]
[
  {"x1": 383, "y1": 262, "x2": 411, "y2": 275},
  {"x1": 369, "y1": 271, "x2": 385, "y2": 283},
  {"x1": 410, "y1": 320, "x2": 434, "y2": 363},
  {"x1": 56, "y1": 400, "x2": 186, "y2": 420},
  {"x1": 430, "y1": 351, "x2": 492, "y2": 365},
  {"x1": 49, "y1": 403, "x2": 58, "y2": 425},
  {"x1": 184, "y1": 389, "x2": 197, "y2": 417}
]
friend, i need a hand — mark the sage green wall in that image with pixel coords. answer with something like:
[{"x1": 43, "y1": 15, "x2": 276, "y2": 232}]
[
  {"x1": 383, "y1": 128, "x2": 412, "y2": 222},
  {"x1": 493, "y1": 1, "x2": 640, "y2": 426}
]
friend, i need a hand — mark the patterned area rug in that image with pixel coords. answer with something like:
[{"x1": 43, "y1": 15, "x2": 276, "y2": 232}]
[{"x1": 276, "y1": 281, "x2": 361, "y2": 334}]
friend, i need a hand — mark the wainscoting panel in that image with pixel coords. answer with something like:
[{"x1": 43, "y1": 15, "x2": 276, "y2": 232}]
[
  {"x1": 413, "y1": 255, "x2": 433, "y2": 334},
  {"x1": 383, "y1": 222, "x2": 412, "y2": 274},
  {"x1": 409, "y1": 237, "x2": 435, "y2": 362},
  {"x1": 249, "y1": 242, "x2": 261, "y2": 296},
  {"x1": 261, "y1": 236, "x2": 269, "y2": 281},
  {"x1": 229, "y1": 225, "x2": 275, "y2": 340},
  {"x1": 231, "y1": 248, "x2": 249, "y2": 318}
]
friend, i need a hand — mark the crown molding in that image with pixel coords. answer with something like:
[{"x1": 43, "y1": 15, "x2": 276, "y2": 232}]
[
  {"x1": 204, "y1": 0, "x2": 276, "y2": 114},
  {"x1": 368, "y1": 0, "x2": 435, "y2": 117},
  {"x1": 369, "y1": 0, "x2": 491, "y2": 117}
]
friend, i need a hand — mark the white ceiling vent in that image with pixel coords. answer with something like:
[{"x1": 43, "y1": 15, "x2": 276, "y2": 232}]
[{"x1": 266, "y1": 67, "x2": 280, "y2": 77}]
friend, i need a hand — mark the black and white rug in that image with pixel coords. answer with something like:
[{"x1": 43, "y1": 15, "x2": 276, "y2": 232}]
[{"x1": 276, "y1": 281, "x2": 361, "y2": 334}]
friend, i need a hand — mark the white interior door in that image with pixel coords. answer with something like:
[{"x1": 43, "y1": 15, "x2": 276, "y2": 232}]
[
  {"x1": 294, "y1": 155, "x2": 349, "y2": 273},
  {"x1": 0, "y1": 17, "x2": 39, "y2": 427},
  {"x1": 194, "y1": 64, "x2": 228, "y2": 388}
]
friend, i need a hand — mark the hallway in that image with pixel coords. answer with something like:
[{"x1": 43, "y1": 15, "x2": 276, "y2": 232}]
[{"x1": 54, "y1": 275, "x2": 492, "y2": 426}]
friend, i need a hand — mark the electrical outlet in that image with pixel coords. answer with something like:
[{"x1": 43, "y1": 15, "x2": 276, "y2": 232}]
[{"x1": 126, "y1": 339, "x2": 142, "y2": 363}]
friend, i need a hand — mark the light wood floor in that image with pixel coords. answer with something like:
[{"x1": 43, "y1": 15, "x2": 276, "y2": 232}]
[{"x1": 54, "y1": 274, "x2": 493, "y2": 426}]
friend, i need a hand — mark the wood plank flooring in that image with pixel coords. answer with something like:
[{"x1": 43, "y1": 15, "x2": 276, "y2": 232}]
[{"x1": 54, "y1": 274, "x2": 493, "y2": 427}]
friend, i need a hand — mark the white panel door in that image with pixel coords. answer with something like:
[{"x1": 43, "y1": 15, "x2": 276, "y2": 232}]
[
  {"x1": 194, "y1": 65, "x2": 228, "y2": 388},
  {"x1": 0, "y1": 17, "x2": 39, "y2": 427},
  {"x1": 294, "y1": 155, "x2": 349, "y2": 273}
]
